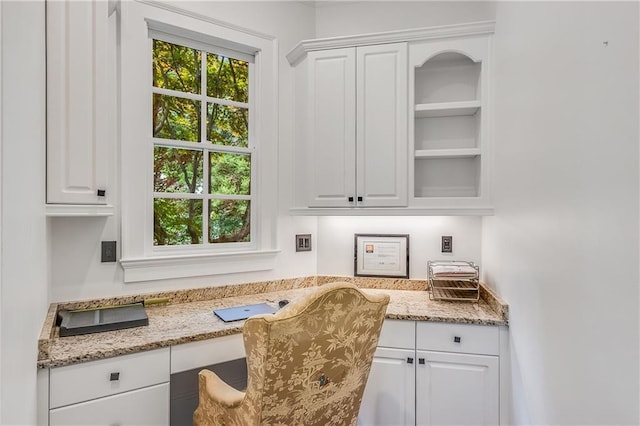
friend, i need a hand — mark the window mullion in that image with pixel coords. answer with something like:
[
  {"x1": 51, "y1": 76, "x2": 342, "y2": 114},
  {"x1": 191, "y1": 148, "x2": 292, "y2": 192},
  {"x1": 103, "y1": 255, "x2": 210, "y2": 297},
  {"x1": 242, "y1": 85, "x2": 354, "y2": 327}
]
[{"x1": 201, "y1": 50, "x2": 210, "y2": 245}]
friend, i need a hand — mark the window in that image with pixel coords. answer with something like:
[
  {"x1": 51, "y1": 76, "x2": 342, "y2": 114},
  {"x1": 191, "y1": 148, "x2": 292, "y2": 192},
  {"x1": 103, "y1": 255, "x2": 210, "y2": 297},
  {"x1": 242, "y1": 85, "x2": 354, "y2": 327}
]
[
  {"x1": 151, "y1": 39, "x2": 253, "y2": 247},
  {"x1": 119, "y1": 2, "x2": 278, "y2": 282}
]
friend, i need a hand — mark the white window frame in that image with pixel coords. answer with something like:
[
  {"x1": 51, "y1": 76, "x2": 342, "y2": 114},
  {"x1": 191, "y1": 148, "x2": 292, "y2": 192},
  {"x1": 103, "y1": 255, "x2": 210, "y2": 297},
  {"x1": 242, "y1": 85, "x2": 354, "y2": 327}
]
[{"x1": 119, "y1": 1, "x2": 279, "y2": 282}]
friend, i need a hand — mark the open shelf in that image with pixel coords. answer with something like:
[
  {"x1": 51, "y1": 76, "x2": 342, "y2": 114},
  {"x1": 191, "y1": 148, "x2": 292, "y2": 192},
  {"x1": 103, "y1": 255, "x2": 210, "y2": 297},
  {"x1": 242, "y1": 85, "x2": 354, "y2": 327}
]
[
  {"x1": 415, "y1": 52, "x2": 480, "y2": 104},
  {"x1": 415, "y1": 100, "x2": 480, "y2": 118},
  {"x1": 415, "y1": 113, "x2": 480, "y2": 151},
  {"x1": 415, "y1": 148, "x2": 481, "y2": 159},
  {"x1": 413, "y1": 50, "x2": 484, "y2": 201},
  {"x1": 414, "y1": 157, "x2": 480, "y2": 198}
]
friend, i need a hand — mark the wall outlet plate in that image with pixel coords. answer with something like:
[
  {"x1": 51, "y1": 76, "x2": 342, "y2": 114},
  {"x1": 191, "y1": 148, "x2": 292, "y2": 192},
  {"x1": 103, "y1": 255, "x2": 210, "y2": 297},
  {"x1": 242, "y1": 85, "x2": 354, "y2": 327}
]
[
  {"x1": 296, "y1": 234, "x2": 312, "y2": 252},
  {"x1": 101, "y1": 241, "x2": 117, "y2": 262},
  {"x1": 441, "y1": 236, "x2": 453, "y2": 253}
]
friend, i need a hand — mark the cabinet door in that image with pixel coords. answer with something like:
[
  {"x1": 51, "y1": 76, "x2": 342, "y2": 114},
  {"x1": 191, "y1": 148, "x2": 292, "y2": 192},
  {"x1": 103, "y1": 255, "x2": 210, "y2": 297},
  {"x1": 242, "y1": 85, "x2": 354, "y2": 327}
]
[
  {"x1": 306, "y1": 48, "x2": 356, "y2": 207},
  {"x1": 356, "y1": 43, "x2": 408, "y2": 207},
  {"x1": 358, "y1": 347, "x2": 415, "y2": 426},
  {"x1": 50, "y1": 383, "x2": 169, "y2": 426},
  {"x1": 416, "y1": 350, "x2": 499, "y2": 426},
  {"x1": 46, "y1": 0, "x2": 109, "y2": 204}
]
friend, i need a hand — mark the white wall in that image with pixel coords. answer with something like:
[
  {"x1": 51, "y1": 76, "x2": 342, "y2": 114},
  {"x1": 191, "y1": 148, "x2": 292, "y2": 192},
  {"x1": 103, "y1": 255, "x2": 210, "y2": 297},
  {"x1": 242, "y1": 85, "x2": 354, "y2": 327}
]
[
  {"x1": 49, "y1": 1, "x2": 318, "y2": 301},
  {"x1": 314, "y1": 0, "x2": 495, "y2": 38},
  {"x1": 0, "y1": 1, "x2": 48, "y2": 423},
  {"x1": 482, "y1": 2, "x2": 639, "y2": 424},
  {"x1": 318, "y1": 216, "x2": 481, "y2": 278}
]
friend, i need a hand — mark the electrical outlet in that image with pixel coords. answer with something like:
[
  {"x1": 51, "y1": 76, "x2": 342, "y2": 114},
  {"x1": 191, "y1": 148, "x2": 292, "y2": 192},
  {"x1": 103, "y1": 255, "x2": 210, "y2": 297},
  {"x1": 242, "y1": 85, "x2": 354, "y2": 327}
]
[
  {"x1": 296, "y1": 234, "x2": 312, "y2": 252},
  {"x1": 441, "y1": 236, "x2": 453, "y2": 253},
  {"x1": 101, "y1": 241, "x2": 117, "y2": 262}
]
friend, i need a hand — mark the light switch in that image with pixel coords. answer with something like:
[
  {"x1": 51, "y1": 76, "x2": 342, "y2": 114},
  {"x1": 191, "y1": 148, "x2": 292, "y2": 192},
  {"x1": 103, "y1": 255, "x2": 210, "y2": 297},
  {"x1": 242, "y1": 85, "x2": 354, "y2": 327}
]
[{"x1": 296, "y1": 234, "x2": 312, "y2": 252}]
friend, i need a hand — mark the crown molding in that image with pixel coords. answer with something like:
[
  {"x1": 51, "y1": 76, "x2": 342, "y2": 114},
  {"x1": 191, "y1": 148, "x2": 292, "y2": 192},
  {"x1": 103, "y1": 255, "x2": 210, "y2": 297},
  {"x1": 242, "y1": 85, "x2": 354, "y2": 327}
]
[{"x1": 286, "y1": 20, "x2": 495, "y2": 65}]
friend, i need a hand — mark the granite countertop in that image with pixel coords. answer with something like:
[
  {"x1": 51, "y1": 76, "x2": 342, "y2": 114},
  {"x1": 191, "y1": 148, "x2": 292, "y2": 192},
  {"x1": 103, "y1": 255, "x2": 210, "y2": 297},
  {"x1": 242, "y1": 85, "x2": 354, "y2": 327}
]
[{"x1": 38, "y1": 276, "x2": 508, "y2": 369}]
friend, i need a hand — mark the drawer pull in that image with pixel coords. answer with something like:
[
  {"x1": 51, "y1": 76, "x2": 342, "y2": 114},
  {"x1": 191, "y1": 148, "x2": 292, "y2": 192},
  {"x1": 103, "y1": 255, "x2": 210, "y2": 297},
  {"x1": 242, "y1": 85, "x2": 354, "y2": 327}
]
[
  {"x1": 418, "y1": 358, "x2": 425, "y2": 365},
  {"x1": 453, "y1": 336, "x2": 462, "y2": 343},
  {"x1": 407, "y1": 357, "x2": 414, "y2": 364},
  {"x1": 109, "y1": 372, "x2": 120, "y2": 381}
]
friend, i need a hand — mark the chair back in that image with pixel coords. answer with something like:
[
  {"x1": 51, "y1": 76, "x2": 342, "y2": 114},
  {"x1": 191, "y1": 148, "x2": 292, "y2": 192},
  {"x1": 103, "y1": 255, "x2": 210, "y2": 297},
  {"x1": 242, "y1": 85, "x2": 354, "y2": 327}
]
[{"x1": 195, "y1": 282, "x2": 389, "y2": 425}]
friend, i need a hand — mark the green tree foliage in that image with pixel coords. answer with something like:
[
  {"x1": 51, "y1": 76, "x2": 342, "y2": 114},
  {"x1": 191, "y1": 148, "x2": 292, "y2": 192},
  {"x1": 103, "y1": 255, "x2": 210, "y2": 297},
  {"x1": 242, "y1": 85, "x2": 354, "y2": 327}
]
[{"x1": 152, "y1": 39, "x2": 251, "y2": 246}]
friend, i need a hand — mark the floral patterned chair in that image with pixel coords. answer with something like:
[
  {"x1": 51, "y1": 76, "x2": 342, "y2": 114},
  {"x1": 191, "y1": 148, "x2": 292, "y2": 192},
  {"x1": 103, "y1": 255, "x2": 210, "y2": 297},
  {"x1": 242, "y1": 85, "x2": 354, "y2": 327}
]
[{"x1": 193, "y1": 282, "x2": 390, "y2": 426}]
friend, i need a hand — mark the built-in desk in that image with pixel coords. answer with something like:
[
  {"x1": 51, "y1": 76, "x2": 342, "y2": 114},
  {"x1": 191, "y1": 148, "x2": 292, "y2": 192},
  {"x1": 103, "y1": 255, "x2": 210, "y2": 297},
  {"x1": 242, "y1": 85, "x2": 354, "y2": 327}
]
[{"x1": 36, "y1": 276, "x2": 508, "y2": 425}]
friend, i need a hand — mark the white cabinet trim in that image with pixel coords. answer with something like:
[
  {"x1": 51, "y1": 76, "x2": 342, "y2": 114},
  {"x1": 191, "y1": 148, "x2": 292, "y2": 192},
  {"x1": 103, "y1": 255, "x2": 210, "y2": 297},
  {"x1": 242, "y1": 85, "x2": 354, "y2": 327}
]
[
  {"x1": 45, "y1": 204, "x2": 115, "y2": 217},
  {"x1": 287, "y1": 21, "x2": 496, "y2": 65},
  {"x1": 120, "y1": 249, "x2": 280, "y2": 283},
  {"x1": 289, "y1": 206, "x2": 494, "y2": 216}
]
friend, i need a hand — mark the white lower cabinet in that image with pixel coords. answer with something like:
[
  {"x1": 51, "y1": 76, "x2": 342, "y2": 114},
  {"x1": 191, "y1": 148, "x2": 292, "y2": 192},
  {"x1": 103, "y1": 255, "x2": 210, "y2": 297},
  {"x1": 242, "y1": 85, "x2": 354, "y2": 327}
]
[
  {"x1": 49, "y1": 383, "x2": 169, "y2": 426},
  {"x1": 46, "y1": 348, "x2": 170, "y2": 425},
  {"x1": 360, "y1": 320, "x2": 501, "y2": 426},
  {"x1": 359, "y1": 347, "x2": 416, "y2": 425},
  {"x1": 416, "y1": 351, "x2": 499, "y2": 426}
]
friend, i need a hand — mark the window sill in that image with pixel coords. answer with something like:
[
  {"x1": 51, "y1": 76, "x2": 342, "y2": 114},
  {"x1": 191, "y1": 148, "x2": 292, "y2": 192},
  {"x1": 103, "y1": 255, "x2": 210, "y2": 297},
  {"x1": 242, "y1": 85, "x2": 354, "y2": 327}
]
[{"x1": 120, "y1": 249, "x2": 280, "y2": 283}]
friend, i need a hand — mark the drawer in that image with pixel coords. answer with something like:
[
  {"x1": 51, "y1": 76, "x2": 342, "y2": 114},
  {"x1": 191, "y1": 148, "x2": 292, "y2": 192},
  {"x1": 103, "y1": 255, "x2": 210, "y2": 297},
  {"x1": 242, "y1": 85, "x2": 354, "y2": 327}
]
[
  {"x1": 416, "y1": 322, "x2": 499, "y2": 355},
  {"x1": 377, "y1": 319, "x2": 415, "y2": 349},
  {"x1": 171, "y1": 333, "x2": 245, "y2": 374},
  {"x1": 50, "y1": 348, "x2": 170, "y2": 409},
  {"x1": 50, "y1": 383, "x2": 169, "y2": 425}
]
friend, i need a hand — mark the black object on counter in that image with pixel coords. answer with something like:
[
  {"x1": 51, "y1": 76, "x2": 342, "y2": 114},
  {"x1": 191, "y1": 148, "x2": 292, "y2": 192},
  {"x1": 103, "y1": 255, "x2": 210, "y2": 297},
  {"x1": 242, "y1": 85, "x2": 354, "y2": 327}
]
[{"x1": 57, "y1": 303, "x2": 149, "y2": 337}]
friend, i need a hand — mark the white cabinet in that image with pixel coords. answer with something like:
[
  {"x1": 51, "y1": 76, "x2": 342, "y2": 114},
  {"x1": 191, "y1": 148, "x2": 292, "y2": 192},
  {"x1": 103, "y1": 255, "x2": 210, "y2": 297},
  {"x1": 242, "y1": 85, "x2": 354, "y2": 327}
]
[
  {"x1": 360, "y1": 347, "x2": 415, "y2": 426},
  {"x1": 360, "y1": 320, "x2": 501, "y2": 425},
  {"x1": 304, "y1": 47, "x2": 356, "y2": 208},
  {"x1": 289, "y1": 21, "x2": 494, "y2": 216},
  {"x1": 50, "y1": 384, "x2": 169, "y2": 426},
  {"x1": 409, "y1": 34, "x2": 493, "y2": 211},
  {"x1": 46, "y1": 348, "x2": 170, "y2": 425},
  {"x1": 415, "y1": 322, "x2": 500, "y2": 426},
  {"x1": 360, "y1": 319, "x2": 415, "y2": 425},
  {"x1": 294, "y1": 43, "x2": 408, "y2": 208},
  {"x1": 46, "y1": 0, "x2": 113, "y2": 209},
  {"x1": 416, "y1": 351, "x2": 499, "y2": 426},
  {"x1": 356, "y1": 44, "x2": 408, "y2": 207}
]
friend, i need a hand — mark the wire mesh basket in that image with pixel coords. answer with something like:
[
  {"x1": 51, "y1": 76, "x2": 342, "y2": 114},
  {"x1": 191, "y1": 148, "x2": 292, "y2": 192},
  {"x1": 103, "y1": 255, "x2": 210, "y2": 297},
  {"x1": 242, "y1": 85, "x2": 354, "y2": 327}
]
[{"x1": 427, "y1": 260, "x2": 480, "y2": 302}]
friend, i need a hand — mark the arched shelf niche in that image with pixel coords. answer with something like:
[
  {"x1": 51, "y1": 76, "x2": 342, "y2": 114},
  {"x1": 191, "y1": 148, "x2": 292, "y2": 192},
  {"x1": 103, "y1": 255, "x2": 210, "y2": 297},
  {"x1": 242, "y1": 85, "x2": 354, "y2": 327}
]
[{"x1": 412, "y1": 50, "x2": 483, "y2": 199}]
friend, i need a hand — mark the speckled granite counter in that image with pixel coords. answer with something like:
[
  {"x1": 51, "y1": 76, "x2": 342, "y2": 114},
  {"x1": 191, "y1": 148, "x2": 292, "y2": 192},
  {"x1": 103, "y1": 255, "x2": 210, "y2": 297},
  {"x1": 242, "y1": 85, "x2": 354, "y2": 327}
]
[{"x1": 38, "y1": 276, "x2": 508, "y2": 369}]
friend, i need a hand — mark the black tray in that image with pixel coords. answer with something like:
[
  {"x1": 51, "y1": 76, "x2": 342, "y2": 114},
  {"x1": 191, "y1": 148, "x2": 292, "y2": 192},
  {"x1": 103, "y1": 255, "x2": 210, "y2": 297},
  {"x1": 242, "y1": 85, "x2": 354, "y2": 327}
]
[{"x1": 58, "y1": 303, "x2": 149, "y2": 337}]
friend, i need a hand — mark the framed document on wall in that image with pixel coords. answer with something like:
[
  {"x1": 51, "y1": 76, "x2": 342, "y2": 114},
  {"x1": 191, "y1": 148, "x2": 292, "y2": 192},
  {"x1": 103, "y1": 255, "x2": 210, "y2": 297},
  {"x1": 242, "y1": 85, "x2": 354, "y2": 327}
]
[{"x1": 354, "y1": 234, "x2": 409, "y2": 278}]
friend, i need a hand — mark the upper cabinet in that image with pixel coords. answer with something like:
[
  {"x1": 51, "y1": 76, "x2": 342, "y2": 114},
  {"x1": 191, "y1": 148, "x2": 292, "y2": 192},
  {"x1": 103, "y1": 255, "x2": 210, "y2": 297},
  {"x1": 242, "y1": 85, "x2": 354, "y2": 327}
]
[
  {"x1": 410, "y1": 36, "x2": 491, "y2": 210},
  {"x1": 294, "y1": 43, "x2": 407, "y2": 209},
  {"x1": 46, "y1": 0, "x2": 115, "y2": 215},
  {"x1": 288, "y1": 21, "x2": 494, "y2": 216}
]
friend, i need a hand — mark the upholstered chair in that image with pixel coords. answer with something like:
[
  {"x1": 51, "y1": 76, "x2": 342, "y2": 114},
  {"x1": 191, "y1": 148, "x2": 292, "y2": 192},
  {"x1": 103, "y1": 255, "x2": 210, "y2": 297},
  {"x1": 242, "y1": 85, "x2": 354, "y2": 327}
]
[{"x1": 193, "y1": 282, "x2": 390, "y2": 426}]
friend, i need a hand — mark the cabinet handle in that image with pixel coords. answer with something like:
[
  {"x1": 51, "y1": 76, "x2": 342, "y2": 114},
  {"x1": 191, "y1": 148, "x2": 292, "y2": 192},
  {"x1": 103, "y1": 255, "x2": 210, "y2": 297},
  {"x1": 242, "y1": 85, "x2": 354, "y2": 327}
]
[
  {"x1": 97, "y1": 189, "x2": 106, "y2": 197},
  {"x1": 453, "y1": 336, "x2": 462, "y2": 343},
  {"x1": 357, "y1": 196, "x2": 363, "y2": 202},
  {"x1": 348, "y1": 196, "x2": 354, "y2": 202},
  {"x1": 407, "y1": 357, "x2": 414, "y2": 364},
  {"x1": 418, "y1": 358, "x2": 425, "y2": 365},
  {"x1": 109, "y1": 372, "x2": 120, "y2": 381}
]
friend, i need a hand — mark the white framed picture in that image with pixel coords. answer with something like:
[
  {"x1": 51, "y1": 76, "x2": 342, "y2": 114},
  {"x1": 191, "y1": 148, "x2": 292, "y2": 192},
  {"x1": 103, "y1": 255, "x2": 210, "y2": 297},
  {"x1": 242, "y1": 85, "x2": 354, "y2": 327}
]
[{"x1": 354, "y1": 234, "x2": 409, "y2": 278}]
